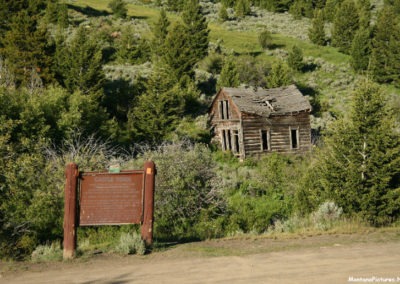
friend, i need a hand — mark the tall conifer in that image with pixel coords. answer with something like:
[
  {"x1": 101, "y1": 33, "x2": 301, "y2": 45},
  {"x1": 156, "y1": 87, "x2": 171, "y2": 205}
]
[
  {"x1": 369, "y1": 6, "x2": 400, "y2": 86},
  {"x1": 308, "y1": 9, "x2": 326, "y2": 46},
  {"x1": 312, "y1": 80, "x2": 400, "y2": 225},
  {"x1": 331, "y1": 0, "x2": 359, "y2": 54}
]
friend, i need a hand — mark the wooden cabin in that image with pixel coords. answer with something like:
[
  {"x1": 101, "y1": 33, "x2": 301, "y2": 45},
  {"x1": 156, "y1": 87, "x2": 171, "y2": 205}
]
[{"x1": 209, "y1": 85, "x2": 312, "y2": 159}]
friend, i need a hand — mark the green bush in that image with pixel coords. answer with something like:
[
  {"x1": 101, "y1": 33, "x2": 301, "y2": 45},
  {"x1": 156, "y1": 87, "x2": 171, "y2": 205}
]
[
  {"x1": 114, "y1": 232, "x2": 146, "y2": 255},
  {"x1": 31, "y1": 242, "x2": 62, "y2": 263},
  {"x1": 137, "y1": 141, "x2": 225, "y2": 240}
]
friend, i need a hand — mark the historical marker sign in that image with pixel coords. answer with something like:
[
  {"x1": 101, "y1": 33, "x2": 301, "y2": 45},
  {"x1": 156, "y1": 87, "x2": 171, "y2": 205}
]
[
  {"x1": 79, "y1": 171, "x2": 144, "y2": 226},
  {"x1": 63, "y1": 161, "x2": 156, "y2": 260}
]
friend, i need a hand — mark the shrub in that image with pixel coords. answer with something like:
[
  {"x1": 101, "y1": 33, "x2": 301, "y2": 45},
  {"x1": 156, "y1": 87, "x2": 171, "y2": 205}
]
[
  {"x1": 108, "y1": 0, "x2": 128, "y2": 19},
  {"x1": 31, "y1": 243, "x2": 62, "y2": 262},
  {"x1": 312, "y1": 201, "x2": 343, "y2": 230},
  {"x1": 136, "y1": 141, "x2": 225, "y2": 240},
  {"x1": 114, "y1": 232, "x2": 146, "y2": 255},
  {"x1": 258, "y1": 29, "x2": 273, "y2": 50}
]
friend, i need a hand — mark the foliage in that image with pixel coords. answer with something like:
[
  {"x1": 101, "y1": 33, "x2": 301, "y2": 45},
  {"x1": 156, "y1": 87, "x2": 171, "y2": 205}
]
[
  {"x1": 258, "y1": 29, "x2": 273, "y2": 50},
  {"x1": 350, "y1": 27, "x2": 371, "y2": 72},
  {"x1": 308, "y1": 80, "x2": 400, "y2": 225},
  {"x1": 219, "y1": 3, "x2": 229, "y2": 22},
  {"x1": 311, "y1": 201, "x2": 343, "y2": 230},
  {"x1": 217, "y1": 56, "x2": 240, "y2": 90},
  {"x1": 137, "y1": 141, "x2": 225, "y2": 240},
  {"x1": 369, "y1": 6, "x2": 400, "y2": 87},
  {"x1": 267, "y1": 60, "x2": 292, "y2": 88},
  {"x1": 55, "y1": 26, "x2": 105, "y2": 94},
  {"x1": 235, "y1": 0, "x2": 251, "y2": 18},
  {"x1": 181, "y1": 0, "x2": 210, "y2": 69},
  {"x1": 331, "y1": 0, "x2": 360, "y2": 54},
  {"x1": 127, "y1": 65, "x2": 185, "y2": 144},
  {"x1": 287, "y1": 45, "x2": 304, "y2": 71},
  {"x1": 0, "y1": 8, "x2": 54, "y2": 87},
  {"x1": 31, "y1": 242, "x2": 62, "y2": 262},
  {"x1": 308, "y1": 9, "x2": 326, "y2": 46},
  {"x1": 151, "y1": 9, "x2": 170, "y2": 58},
  {"x1": 115, "y1": 26, "x2": 151, "y2": 64},
  {"x1": 114, "y1": 232, "x2": 146, "y2": 255},
  {"x1": 108, "y1": 0, "x2": 128, "y2": 19}
]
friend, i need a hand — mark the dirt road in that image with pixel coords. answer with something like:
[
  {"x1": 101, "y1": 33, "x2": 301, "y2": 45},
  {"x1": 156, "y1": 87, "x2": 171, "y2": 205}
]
[{"x1": 2, "y1": 233, "x2": 400, "y2": 284}]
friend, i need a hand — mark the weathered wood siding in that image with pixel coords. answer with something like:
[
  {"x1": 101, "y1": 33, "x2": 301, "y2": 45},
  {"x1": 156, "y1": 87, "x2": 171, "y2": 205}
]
[
  {"x1": 241, "y1": 112, "x2": 311, "y2": 156},
  {"x1": 209, "y1": 89, "x2": 311, "y2": 158}
]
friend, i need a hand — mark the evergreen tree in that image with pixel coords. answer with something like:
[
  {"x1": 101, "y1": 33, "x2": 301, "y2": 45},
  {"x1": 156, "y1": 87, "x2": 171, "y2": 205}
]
[
  {"x1": 128, "y1": 66, "x2": 185, "y2": 143},
  {"x1": 162, "y1": 22, "x2": 196, "y2": 81},
  {"x1": 308, "y1": 9, "x2": 326, "y2": 46},
  {"x1": 116, "y1": 26, "x2": 150, "y2": 64},
  {"x1": 0, "y1": 9, "x2": 54, "y2": 87},
  {"x1": 57, "y1": 2, "x2": 69, "y2": 29},
  {"x1": 217, "y1": 56, "x2": 240, "y2": 90},
  {"x1": 267, "y1": 60, "x2": 292, "y2": 88},
  {"x1": 369, "y1": 6, "x2": 400, "y2": 86},
  {"x1": 182, "y1": 0, "x2": 210, "y2": 64},
  {"x1": 331, "y1": 0, "x2": 359, "y2": 54},
  {"x1": 235, "y1": 0, "x2": 251, "y2": 18},
  {"x1": 311, "y1": 80, "x2": 400, "y2": 225},
  {"x1": 108, "y1": 0, "x2": 128, "y2": 19},
  {"x1": 219, "y1": 3, "x2": 229, "y2": 22},
  {"x1": 152, "y1": 9, "x2": 170, "y2": 58},
  {"x1": 167, "y1": 0, "x2": 184, "y2": 11},
  {"x1": 55, "y1": 26, "x2": 105, "y2": 94},
  {"x1": 287, "y1": 45, "x2": 304, "y2": 71},
  {"x1": 350, "y1": 27, "x2": 371, "y2": 72},
  {"x1": 323, "y1": 0, "x2": 340, "y2": 22},
  {"x1": 259, "y1": 29, "x2": 273, "y2": 50}
]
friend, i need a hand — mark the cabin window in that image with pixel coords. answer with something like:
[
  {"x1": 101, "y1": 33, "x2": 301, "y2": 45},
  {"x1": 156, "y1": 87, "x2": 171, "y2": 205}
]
[
  {"x1": 261, "y1": 130, "x2": 270, "y2": 151},
  {"x1": 219, "y1": 100, "x2": 229, "y2": 120},
  {"x1": 227, "y1": 129, "x2": 232, "y2": 150},
  {"x1": 221, "y1": 130, "x2": 227, "y2": 150},
  {"x1": 233, "y1": 130, "x2": 240, "y2": 153},
  {"x1": 290, "y1": 127, "x2": 299, "y2": 149},
  {"x1": 221, "y1": 129, "x2": 240, "y2": 154}
]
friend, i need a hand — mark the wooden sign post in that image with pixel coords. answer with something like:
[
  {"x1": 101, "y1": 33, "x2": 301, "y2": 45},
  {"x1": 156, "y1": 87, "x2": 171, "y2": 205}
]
[
  {"x1": 63, "y1": 161, "x2": 156, "y2": 260},
  {"x1": 63, "y1": 163, "x2": 79, "y2": 260}
]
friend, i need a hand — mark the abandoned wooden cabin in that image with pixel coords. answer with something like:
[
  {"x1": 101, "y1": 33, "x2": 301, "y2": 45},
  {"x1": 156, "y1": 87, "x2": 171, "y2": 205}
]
[{"x1": 209, "y1": 85, "x2": 312, "y2": 159}]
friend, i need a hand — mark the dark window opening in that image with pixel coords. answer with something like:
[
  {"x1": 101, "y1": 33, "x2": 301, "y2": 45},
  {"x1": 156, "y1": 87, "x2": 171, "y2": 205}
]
[
  {"x1": 233, "y1": 130, "x2": 240, "y2": 153},
  {"x1": 222, "y1": 130, "x2": 227, "y2": 150},
  {"x1": 224, "y1": 100, "x2": 230, "y2": 119},
  {"x1": 219, "y1": 101, "x2": 225, "y2": 119},
  {"x1": 227, "y1": 129, "x2": 232, "y2": 150},
  {"x1": 261, "y1": 130, "x2": 269, "y2": 151},
  {"x1": 291, "y1": 128, "x2": 298, "y2": 149}
]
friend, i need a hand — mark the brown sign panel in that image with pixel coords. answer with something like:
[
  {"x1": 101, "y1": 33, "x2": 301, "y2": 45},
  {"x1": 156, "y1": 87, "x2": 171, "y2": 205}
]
[{"x1": 79, "y1": 171, "x2": 144, "y2": 226}]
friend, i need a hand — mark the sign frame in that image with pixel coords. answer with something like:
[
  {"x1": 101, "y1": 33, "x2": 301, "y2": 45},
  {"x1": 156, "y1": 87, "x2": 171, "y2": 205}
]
[{"x1": 63, "y1": 161, "x2": 155, "y2": 260}]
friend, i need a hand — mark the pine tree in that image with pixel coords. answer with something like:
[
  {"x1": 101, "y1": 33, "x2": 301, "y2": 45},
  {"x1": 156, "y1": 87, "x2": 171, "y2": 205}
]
[
  {"x1": 369, "y1": 6, "x2": 400, "y2": 86},
  {"x1": 259, "y1": 29, "x2": 273, "y2": 50},
  {"x1": 55, "y1": 26, "x2": 104, "y2": 94},
  {"x1": 287, "y1": 45, "x2": 304, "y2": 71},
  {"x1": 108, "y1": 0, "x2": 128, "y2": 19},
  {"x1": 128, "y1": 65, "x2": 185, "y2": 143},
  {"x1": 182, "y1": 0, "x2": 209, "y2": 64},
  {"x1": 152, "y1": 9, "x2": 170, "y2": 58},
  {"x1": 350, "y1": 27, "x2": 371, "y2": 72},
  {"x1": 0, "y1": 9, "x2": 54, "y2": 87},
  {"x1": 312, "y1": 80, "x2": 400, "y2": 225},
  {"x1": 267, "y1": 60, "x2": 292, "y2": 88},
  {"x1": 308, "y1": 9, "x2": 326, "y2": 46},
  {"x1": 235, "y1": 0, "x2": 251, "y2": 18},
  {"x1": 217, "y1": 56, "x2": 240, "y2": 90},
  {"x1": 219, "y1": 3, "x2": 229, "y2": 22},
  {"x1": 167, "y1": 0, "x2": 184, "y2": 11},
  {"x1": 331, "y1": 0, "x2": 359, "y2": 54},
  {"x1": 162, "y1": 22, "x2": 196, "y2": 81}
]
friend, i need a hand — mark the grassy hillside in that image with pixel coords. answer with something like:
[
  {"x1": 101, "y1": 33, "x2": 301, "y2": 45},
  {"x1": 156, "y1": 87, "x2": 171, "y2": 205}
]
[{"x1": 71, "y1": 0, "x2": 400, "y2": 123}]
